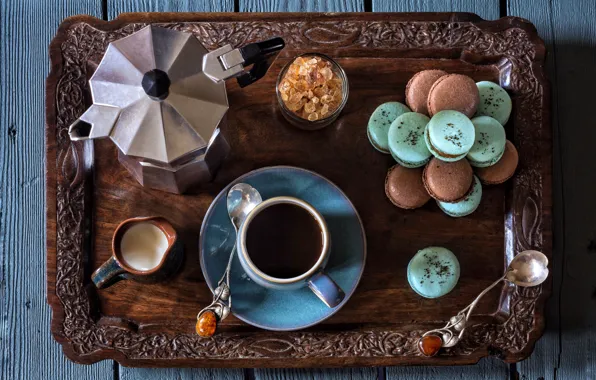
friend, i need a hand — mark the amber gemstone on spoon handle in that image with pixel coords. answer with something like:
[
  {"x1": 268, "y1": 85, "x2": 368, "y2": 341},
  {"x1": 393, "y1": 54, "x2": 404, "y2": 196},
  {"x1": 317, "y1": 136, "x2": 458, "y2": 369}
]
[
  {"x1": 418, "y1": 335, "x2": 443, "y2": 357},
  {"x1": 196, "y1": 310, "x2": 217, "y2": 338}
]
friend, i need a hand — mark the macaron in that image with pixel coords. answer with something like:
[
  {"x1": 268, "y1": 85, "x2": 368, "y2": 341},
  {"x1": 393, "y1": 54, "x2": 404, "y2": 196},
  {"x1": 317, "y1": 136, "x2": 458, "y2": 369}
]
[
  {"x1": 437, "y1": 175, "x2": 482, "y2": 217},
  {"x1": 424, "y1": 110, "x2": 475, "y2": 162},
  {"x1": 466, "y1": 116, "x2": 507, "y2": 167},
  {"x1": 405, "y1": 70, "x2": 448, "y2": 115},
  {"x1": 476, "y1": 81, "x2": 512, "y2": 126},
  {"x1": 475, "y1": 140, "x2": 519, "y2": 184},
  {"x1": 388, "y1": 112, "x2": 432, "y2": 168},
  {"x1": 407, "y1": 247, "x2": 460, "y2": 299},
  {"x1": 427, "y1": 74, "x2": 480, "y2": 118},
  {"x1": 423, "y1": 157, "x2": 473, "y2": 203},
  {"x1": 385, "y1": 165, "x2": 430, "y2": 209},
  {"x1": 367, "y1": 102, "x2": 411, "y2": 153}
]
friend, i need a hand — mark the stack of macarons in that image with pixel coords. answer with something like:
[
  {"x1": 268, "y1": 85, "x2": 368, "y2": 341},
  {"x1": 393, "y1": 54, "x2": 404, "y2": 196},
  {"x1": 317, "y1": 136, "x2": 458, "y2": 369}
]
[{"x1": 367, "y1": 70, "x2": 520, "y2": 217}]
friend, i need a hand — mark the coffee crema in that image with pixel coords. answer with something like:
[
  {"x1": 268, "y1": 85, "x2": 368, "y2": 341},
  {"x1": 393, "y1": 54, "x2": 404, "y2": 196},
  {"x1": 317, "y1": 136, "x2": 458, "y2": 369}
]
[
  {"x1": 246, "y1": 203, "x2": 323, "y2": 279},
  {"x1": 120, "y1": 222, "x2": 168, "y2": 271}
]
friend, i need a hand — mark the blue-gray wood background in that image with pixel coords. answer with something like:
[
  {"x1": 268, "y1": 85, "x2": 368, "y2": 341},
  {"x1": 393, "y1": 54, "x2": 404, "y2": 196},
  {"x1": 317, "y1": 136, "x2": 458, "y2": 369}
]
[{"x1": 1, "y1": 0, "x2": 594, "y2": 378}]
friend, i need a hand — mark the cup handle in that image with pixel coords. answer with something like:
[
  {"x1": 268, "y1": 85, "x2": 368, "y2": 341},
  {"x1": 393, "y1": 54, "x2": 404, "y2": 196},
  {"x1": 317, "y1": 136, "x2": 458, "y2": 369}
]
[
  {"x1": 307, "y1": 272, "x2": 345, "y2": 308},
  {"x1": 92, "y1": 257, "x2": 127, "y2": 289}
]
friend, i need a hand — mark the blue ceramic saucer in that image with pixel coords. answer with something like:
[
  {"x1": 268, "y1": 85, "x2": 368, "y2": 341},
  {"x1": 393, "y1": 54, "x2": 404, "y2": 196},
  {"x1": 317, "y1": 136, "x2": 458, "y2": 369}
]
[{"x1": 199, "y1": 166, "x2": 366, "y2": 331}]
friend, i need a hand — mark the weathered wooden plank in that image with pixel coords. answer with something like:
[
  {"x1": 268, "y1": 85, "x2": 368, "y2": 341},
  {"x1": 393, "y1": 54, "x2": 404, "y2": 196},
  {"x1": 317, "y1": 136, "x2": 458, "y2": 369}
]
[
  {"x1": 104, "y1": 0, "x2": 239, "y2": 374},
  {"x1": 119, "y1": 368, "x2": 244, "y2": 380},
  {"x1": 0, "y1": 0, "x2": 113, "y2": 379},
  {"x1": 509, "y1": 0, "x2": 596, "y2": 378},
  {"x1": 373, "y1": 0, "x2": 509, "y2": 378},
  {"x1": 107, "y1": 0, "x2": 234, "y2": 20},
  {"x1": 387, "y1": 358, "x2": 509, "y2": 379},
  {"x1": 372, "y1": 0, "x2": 500, "y2": 21},
  {"x1": 240, "y1": 0, "x2": 364, "y2": 12},
  {"x1": 254, "y1": 368, "x2": 378, "y2": 380}
]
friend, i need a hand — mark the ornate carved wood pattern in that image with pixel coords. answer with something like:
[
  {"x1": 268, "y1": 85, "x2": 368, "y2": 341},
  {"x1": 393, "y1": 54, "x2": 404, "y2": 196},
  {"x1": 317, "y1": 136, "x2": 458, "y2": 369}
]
[{"x1": 51, "y1": 17, "x2": 547, "y2": 363}]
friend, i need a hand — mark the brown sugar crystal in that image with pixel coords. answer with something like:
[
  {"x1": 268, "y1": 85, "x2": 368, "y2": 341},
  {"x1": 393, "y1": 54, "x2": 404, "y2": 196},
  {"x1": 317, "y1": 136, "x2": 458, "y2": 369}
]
[{"x1": 279, "y1": 56, "x2": 343, "y2": 121}]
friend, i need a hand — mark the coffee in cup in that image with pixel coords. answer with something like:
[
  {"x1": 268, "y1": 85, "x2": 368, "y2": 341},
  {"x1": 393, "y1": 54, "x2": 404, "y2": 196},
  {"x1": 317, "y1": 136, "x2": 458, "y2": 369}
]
[
  {"x1": 245, "y1": 202, "x2": 323, "y2": 279},
  {"x1": 237, "y1": 196, "x2": 345, "y2": 308}
]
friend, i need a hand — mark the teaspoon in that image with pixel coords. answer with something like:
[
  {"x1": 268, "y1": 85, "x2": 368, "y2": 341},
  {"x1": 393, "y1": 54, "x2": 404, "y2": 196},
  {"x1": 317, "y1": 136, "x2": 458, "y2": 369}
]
[
  {"x1": 196, "y1": 183, "x2": 262, "y2": 337},
  {"x1": 418, "y1": 250, "x2": 549, "y2": 356}
]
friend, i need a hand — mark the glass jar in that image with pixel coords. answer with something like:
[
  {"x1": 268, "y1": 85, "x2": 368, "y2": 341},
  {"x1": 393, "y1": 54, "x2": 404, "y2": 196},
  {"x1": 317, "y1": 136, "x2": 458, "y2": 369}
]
[{"x1": 276, "y1": 53, "x2": 349, "y2": 131}]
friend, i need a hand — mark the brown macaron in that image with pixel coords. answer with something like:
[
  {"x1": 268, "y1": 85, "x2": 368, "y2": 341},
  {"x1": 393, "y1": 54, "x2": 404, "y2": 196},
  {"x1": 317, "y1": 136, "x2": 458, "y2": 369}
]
[
  {"x1": 476, "y1": 140, "x2": 519, "y2": 184},
  {"x1": 423, "y1": 157, "x2": 474, "y2": 202},
  {"x1": 385, "y1": 165, "x2": 431, "y2": 209},
  {"x1": 427, "y1": 74, "x2": 480, "y2": 118},
  {"x1": 405, "y1": 69, "x2": 448, "y2": 115}
]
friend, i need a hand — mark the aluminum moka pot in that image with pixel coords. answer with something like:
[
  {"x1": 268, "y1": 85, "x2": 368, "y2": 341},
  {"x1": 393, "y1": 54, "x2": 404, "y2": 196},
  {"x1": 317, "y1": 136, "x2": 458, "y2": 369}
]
[{"x1": 69, "y1": 25, "x2": 284, "y2": 194}]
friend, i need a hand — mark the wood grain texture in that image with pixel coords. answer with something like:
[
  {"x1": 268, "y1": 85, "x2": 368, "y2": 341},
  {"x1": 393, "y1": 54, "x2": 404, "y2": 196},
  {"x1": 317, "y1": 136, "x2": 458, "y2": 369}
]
[
  {"x1": 241, "y1": 6, "x2": 495, "y2": 380},
  {"x1": 243, "y1": 3, "x2": 367, "y2": 380},
  {"x1": 254, "y1": 368, "x2": 377, "y2": 379},
  {"x1": 0, "y1": 0, "x2": 113, "y2": 380},
  {"x1": 507, "y1": 3, "x2": 561, "y2": 379},
  {"x1": 509, "y1": 0, "x2": 596, "y2": 378},
  {"x1": 387, "y1": 357, "x2": 509, "y2": 379},
  {"x1": 239, "y1": 0, "x2": 363, "y2": 12},
  {"x1": 107, "y1": 0, "x2": 234, "y2": 20},
  {"x1": 46, "y1": 13, "x2": 550, "y2": 368},
  {"x1": 119, "y1": 368, "x2": 244, "y2": 380},
  {"x1": 106, "y1": 2, "x2": 240, "y2": 380},
  {"x1": 0, "y1": 0, "x2": 573, "y2": 375},
  {"x1": 371, "y1": 0, "x2": 500, "y2": 21},
  {"x1": 376, "y1": 2, "x2": 509, "y2": 378}
]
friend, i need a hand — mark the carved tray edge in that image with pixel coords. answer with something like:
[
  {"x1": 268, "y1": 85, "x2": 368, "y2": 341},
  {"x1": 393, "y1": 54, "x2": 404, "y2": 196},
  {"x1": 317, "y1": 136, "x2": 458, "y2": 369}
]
[{"x1": 44, "y1": 13, "x2": 552, "y2": 367}]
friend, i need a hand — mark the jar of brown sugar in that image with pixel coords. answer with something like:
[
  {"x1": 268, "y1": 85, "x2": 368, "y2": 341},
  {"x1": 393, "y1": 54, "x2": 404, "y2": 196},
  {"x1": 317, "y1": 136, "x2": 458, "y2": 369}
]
[{"x1": 276, "y1": 53, "x2": 349, "y2": 130}]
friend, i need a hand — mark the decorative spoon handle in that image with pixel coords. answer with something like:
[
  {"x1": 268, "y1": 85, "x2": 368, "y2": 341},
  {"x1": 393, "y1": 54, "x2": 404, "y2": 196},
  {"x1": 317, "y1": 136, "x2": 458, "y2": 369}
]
[
  {"x1": 418, "y1": 273, "x2": 507, "y2": 356},
  {"x1": 196, "y1": 246, "x2": 235, "y2": 337},
  {"x1": 196, "y1": 183, "x2": 262, "y2": 338}
]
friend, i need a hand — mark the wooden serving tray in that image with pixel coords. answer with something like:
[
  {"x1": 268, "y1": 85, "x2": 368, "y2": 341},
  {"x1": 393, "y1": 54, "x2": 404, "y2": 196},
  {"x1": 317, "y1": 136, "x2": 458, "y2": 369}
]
[{"x1": 46, "y1": 13, "x2": 551, "y2": 367}]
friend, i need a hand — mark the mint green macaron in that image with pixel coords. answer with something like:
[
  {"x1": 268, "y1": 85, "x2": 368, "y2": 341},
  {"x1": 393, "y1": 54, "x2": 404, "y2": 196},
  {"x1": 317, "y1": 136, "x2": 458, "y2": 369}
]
[
  {"x1": 438, "y1": 175, "x2": 482, "y2": 217},
  {"x1": 367, "y1": 102, "x2": 411, "y2": 154},
  {"x1": 424, "y1": 110, "x2": 475, "y2": 162},
  {"x1": 476, "y1": 81, "x2": 512, "y2": 126},
  {"x1": 407, "y1": 247, "x2": 460, "y2": 299},
  {"x1": 388, "y1": 112, "x2": 432, "y2": 168},
  {"x1": 467, "y1": 116, "x2": 506, "y2": 167}
]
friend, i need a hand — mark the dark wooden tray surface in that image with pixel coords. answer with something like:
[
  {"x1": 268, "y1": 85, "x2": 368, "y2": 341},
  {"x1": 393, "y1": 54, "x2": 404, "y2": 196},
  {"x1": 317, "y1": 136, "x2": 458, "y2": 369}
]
[{"x1": 46, "y1": 12, "x2": 551, "y2": 367}]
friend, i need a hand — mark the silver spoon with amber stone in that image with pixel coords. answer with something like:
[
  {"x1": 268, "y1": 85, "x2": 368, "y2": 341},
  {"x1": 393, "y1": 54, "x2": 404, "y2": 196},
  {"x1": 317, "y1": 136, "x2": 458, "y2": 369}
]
[
  {"x1": 418, "y1": 250, "x2": 549, "y2": 356},
  {"x1": 196, "y1": 183, "x2": 262, "y2": 337}
]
